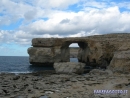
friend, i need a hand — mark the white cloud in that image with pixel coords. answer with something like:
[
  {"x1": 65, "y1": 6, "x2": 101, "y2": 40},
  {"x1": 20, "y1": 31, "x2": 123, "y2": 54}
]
[
  {"x1": 35, "y1": 0, "x2": 79, "y2": 9},
  {"x1": 110, "y1": 1, "x2": 130, "y2": 10},
  {"x1": 0, "y1": 0, "x2": 80, "y2": 27},
  {"x1": 68, "y1": 31, "x2": 86, "y2": 37},
  {"x1": 18, "y1": 6, "x2": 130, "y2": 36},
  {"x1": 0, "y1": 0, "x2": 130, "y2": 49},
  {"x1": 24, "y1": 10, "x2": 37, "y2": 20},
  {"x1": 1, "y1": 5, "x2": 130, "y2": 46},
  {"x1": 0, "y1": 0, "x2": 34, "y2": 25},
  {"x1": 0, "y1": 30, "x2": 14, "y2": 43},
  {"x1": 82, "y1": 0, "x2": 108, "y2": 9}
]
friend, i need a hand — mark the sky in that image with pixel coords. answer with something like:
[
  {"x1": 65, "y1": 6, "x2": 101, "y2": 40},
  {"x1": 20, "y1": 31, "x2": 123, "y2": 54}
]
[{"x1": 0, "y1": 0, "x2": 130, "y2": 56}]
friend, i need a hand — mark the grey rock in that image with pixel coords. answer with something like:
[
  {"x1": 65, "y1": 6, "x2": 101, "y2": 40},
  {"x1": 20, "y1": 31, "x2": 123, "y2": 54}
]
[
  {"x1": 70, "y1": 78, "x2": 78, "y2": 82},
  {"x1": 54, "y1": 62, "x2": 85, "y2": 74},
  {"x1": 109, "y1": 50, "x2": 130, "y2": 73},
  {"x1": 14, "y1": 88, "x2": 20, "y2": 92},
  {"x1": 13, "y1": 76, "x2": 20, "y2": 80},
  {"x1": 0, "y1": 89, "x2": 3, "y2": 94},
  {"x1": 33, "y1": 83, "x2": 43, "y2": 90},
  {"x1": 77, "y1": 78, "x2": 86, "y2": 81},
  {"x1": 14, "y1": 96, "x2": 27, "y2": 98},
  {"x1": 28, "y1": 47, "x2": 56, "y2": 64},
  {"x1": 39, "y1": 96, "x2": 48, "y2": 98},
  {"x1": 32, "y1": 77, "x2": 39, "y2": 81},
  {"x1": 89, "y1": 69, "x2": 110, "y2": 76}
]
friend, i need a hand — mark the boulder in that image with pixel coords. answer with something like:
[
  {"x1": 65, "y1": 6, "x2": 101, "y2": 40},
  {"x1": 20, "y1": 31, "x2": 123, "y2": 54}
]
[
  {"x1": 28, "y1": 47, "x2": 62, "y2": 64},
  {"x1": 89, "y1": 69, "x2": 113, "y2": 76},
  {"x1": 54, "y1": 62, "x2": 85, "y2": 74},
  {"x1": 108, "y1": 50, "x2": 130, "y2": 73},
  {"x1": 28, "y1": 47, "x2": 54, "y2": 64}
]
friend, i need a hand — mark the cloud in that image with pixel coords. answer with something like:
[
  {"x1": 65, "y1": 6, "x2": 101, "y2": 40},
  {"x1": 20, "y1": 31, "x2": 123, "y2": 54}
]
[
  {"x1": 68, "y1": 31, "x2": 87, "y2": 37},
  {"x1": 1, "y1": 5, "x2": 130, "y2": 47},
  {"x1": 110, "y1": 1, "x2": 130, "y2": 10},
  {"x1": 0, "y1": 0, "x2": 79, "y2": 28},
  {"x1": 0, "y1": 30, "x2": 14, "y2": 43},
  {"x1": 24, "y1": 10, "x2": 37, "y2": 20},
  {"x1": 0, "y1": 0, "x2": 130, "y2": 48},
  {"x1": 35, "y1": 0, "x2": 80, "y2": 9},
  {"x1": 82, "y1": 0, "x2": 109, "y2": 9},
  {"x1": 18, "y1": 6, "x2": 130, "y2": 36},
  {"x1": 60, "y1": 18, "x2": 70, "y2": 24},
  {"x1": 0, "y1": 0, "x2": 34, "y2": 26}
]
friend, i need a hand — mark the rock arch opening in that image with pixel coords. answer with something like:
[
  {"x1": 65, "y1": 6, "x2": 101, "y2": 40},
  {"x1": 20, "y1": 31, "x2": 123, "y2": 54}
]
[
  {"x1": 60, "y1": 41, "x2": 88, "y2": 63},
  {"x1": 69, "y1": 43, "x2": 79, "y2": 62}
]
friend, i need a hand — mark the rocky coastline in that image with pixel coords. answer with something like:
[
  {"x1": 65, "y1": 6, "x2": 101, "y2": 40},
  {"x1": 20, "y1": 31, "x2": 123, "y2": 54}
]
[
  {"x1": 1, "y1": 33, "x2": 130, "y2": 98},
  {"x1": 0, "y1": 69, "x2": 130, "y2": 98}
]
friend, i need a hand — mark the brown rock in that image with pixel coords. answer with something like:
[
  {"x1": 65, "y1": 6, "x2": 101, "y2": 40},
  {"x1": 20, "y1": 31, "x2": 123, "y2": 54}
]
[
  {"x1": 28, "y1": 33, "x2": 130, "y2": 73},
  {"x1": 54, "y1": 62, "x2": 85, "y2": 74},
  {"x1": 108, "y1": 50, "x2": 130, "y2": 73}
]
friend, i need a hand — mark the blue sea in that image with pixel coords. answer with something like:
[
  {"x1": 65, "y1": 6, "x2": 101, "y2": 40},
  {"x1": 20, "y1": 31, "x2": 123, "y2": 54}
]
[{"x1": 0, "y1": 56, "x2": 78, "y2": 73}]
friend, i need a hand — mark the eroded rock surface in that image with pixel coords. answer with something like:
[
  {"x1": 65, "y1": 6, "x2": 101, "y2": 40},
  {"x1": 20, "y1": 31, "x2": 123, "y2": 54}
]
[
  {"x1": 28, "y1": 33, "x2": 130, "y2": 73},
  {"x1": 54, "y1": 62, "x2": 85, "y2": 74},
  {"x1": 108, "y1": 50, "x2": 130, "y2": 73},
  {"x1": 0, "y1": 71, "x2": 130, "y2": 98}
]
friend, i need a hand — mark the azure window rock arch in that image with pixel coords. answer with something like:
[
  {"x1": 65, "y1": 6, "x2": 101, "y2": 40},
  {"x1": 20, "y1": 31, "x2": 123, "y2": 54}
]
[
  {"x1": 28, "y1": 33, "x2": 130, "y2": 74},
  {"x1": 28, "y1": 37, "x2": 114, "y2": 70},
  {"x1": 28, "y1": 37, "x2": 92, "y2": 65}
]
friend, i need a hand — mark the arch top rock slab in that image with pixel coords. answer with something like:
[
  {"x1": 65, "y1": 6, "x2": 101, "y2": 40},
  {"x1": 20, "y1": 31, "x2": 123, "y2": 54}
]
[{"x1": 31, "y1": 37, "x2": 87, "y2": 47}]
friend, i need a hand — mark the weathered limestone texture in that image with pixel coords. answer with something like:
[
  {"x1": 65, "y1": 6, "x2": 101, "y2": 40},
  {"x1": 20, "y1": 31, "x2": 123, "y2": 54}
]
[
  {"x1": 108, "y1": 50, "x2": 130, "y2": 73},
  {"x1": 54, "y1": 62, "x2": 85, "y2": 74},
  {"x1": 28, "y1": 33, "x2": 130, "y2": 73}
]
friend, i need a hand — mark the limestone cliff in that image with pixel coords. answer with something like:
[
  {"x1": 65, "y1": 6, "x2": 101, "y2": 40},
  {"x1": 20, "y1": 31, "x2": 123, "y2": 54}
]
[{"x1": 28, "y1": 33, "x2": 130, "y2": 73}]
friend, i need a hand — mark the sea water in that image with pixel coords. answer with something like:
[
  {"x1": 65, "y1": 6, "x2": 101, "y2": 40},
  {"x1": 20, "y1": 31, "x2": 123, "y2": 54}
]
[{"x1": 0, "y1": 56, "x2": 78, "y2": 73}]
